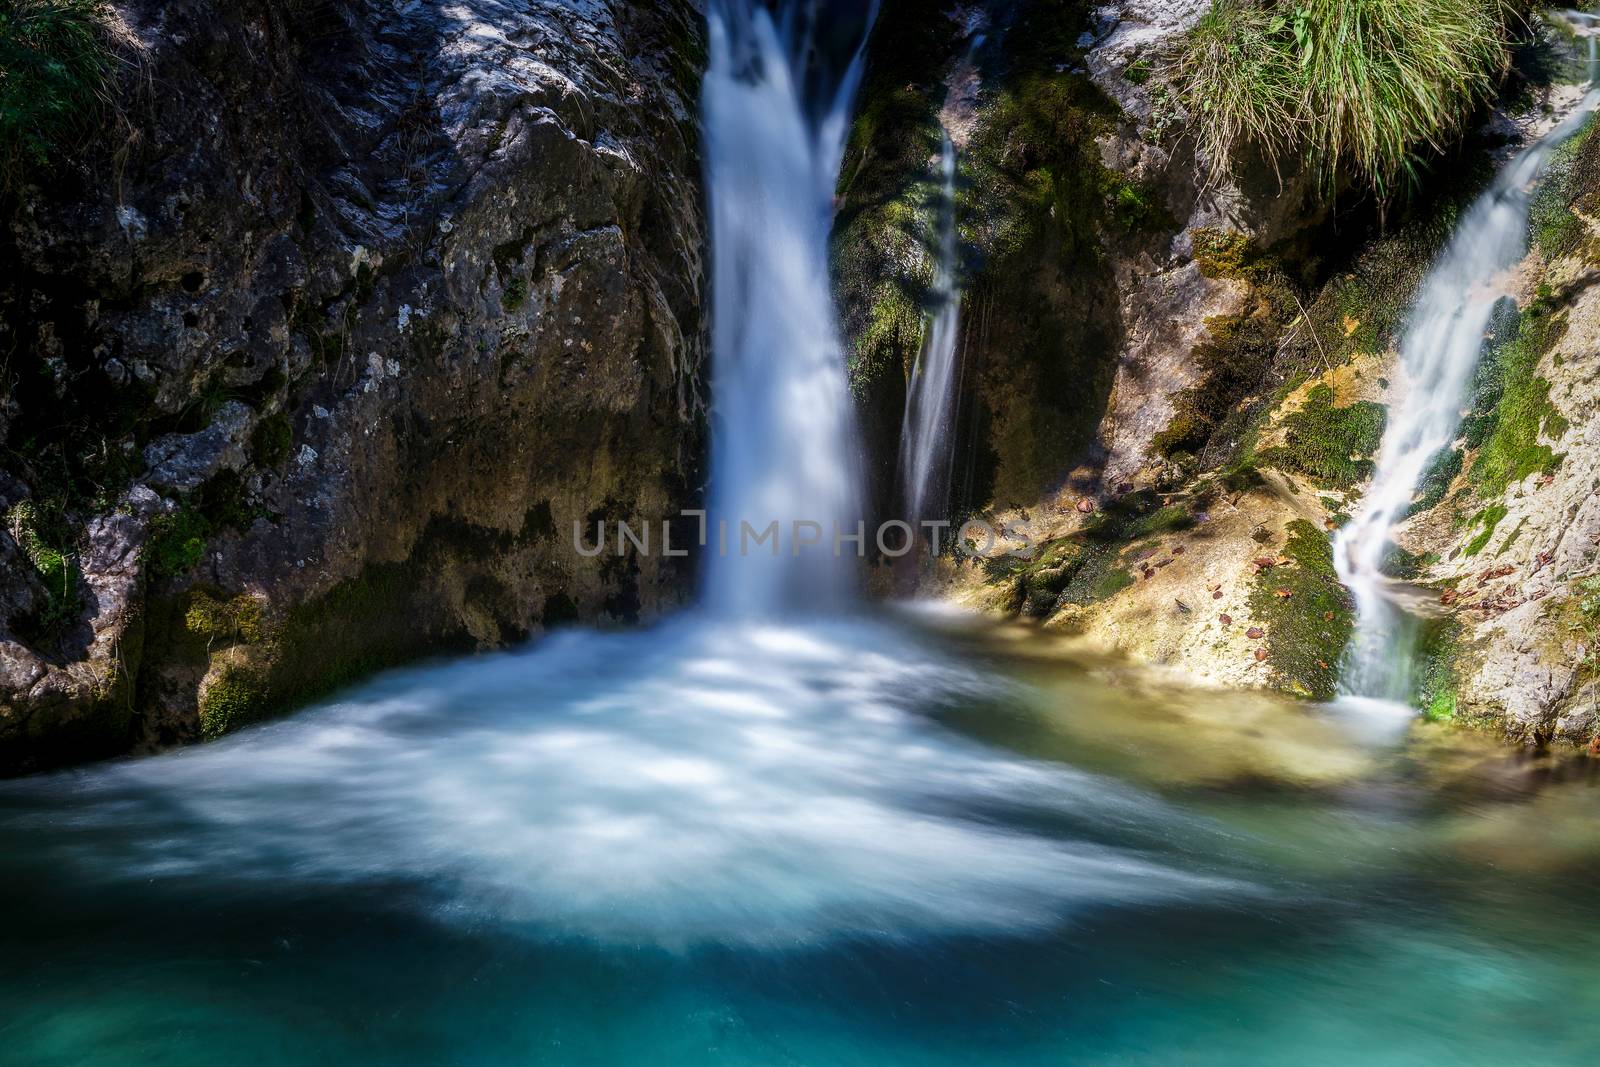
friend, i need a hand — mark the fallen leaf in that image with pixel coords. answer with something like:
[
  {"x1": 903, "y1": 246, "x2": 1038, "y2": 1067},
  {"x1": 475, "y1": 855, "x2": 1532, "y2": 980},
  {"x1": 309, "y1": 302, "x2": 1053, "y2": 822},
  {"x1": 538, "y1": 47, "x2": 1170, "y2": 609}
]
[
  {"x1": 1342, "y1": 314, "x2": 1360, "y2": 337},
  {"x1": 1212, "y1": 589, "x2": 1224, "y2": 600},
  {"x1": 1254, "y1": 648, "x2": 1269, "y2": 661},
  {"x1": 1246, "y1": 626, "x2": 1265, "y2": 639},
  {"x1": 1274, "y1": 588, "x2": 1293, "y2": 599},
  {"x1": 1219, "y1": 614, "x2": 1232, "y2": 625},
  {"x1": 1323, "y1": 611, "x2": 1335, "y2": 621}
]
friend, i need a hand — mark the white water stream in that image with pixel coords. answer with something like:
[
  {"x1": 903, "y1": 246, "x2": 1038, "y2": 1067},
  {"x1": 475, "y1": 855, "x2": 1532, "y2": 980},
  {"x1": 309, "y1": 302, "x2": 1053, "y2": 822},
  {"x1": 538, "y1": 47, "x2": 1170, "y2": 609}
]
[
  {"x1": 899, "y1": 133, "x2": 963, "y2": 525},
  {"x1": 1336, "y1": 34, "x2": 1599, "y2": 698},
  {"x1": 702, "y1": 0, "x2": 874, "y2": 615}
]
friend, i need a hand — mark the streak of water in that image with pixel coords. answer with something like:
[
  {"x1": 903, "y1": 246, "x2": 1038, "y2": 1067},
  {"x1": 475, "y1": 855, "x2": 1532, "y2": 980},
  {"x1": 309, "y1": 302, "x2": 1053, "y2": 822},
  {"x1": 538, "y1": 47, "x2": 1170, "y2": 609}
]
[
  {"x1": 1335, "y1": 74, "x2": 1599, "y2": 698},
  {"x1": 701, "y1": 1, "x2": 875, "y2": 615},
  {"x1": 900, "y1": 133, "x2": 963, "y2": 525}
]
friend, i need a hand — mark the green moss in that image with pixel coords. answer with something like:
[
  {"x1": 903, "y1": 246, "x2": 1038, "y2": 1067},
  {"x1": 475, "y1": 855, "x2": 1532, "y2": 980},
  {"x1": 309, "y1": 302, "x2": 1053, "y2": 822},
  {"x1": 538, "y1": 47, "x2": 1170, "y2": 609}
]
[
  {"x1": 145, "y1": 508, "x2": 210, "y2": 578},
  {"x1": 249, "y1": 414, "x2": 293, "y2": 470},
  {"x1": 1413, "y1": 616, "x2": 1462, "y2": 722},
  {"x1": 1247, "y1": 519, "x2": 1354, "y2": 700},
  {"x1": 144, "y1": 471, "x2": 265, "y2": 580},
  {"x1": 1103, "y1": 171, "x2": 1176, "y2": 233},
  {"x1": 183, "y1": 590, "x2": 267, "y2": 646},
  {"x1": 1379, "y1": 542, "x2": 1427, "y2": 580},
  {"x1": 1462, "y1": 503, "x2": 1507, "y2": 557},
  {"x1": 1012, "y1": 538, "x2": 1093, "y2": 617},
  {"x1": 5, "y1": 499, "x2": 82, "y2": 646},
  {"x1": 1530, "y1": 114, "x2": 1597, "y2": 259},
  {"x1": 1191, "y1": 228, "x2": 1256, "y2": 279},
  {"x1": 1497, "y1": 515, "x2": 1527, "y2": 556},
  {"x1": 500, "y1": 276, "x2": 528, "y2": 313},
  {"x1": 1090, "y1": 566, "x2": 1136, "y2": 601},
  {"x1": 1258, "y1": 384, "x2": 1387, "y2": 491},
  {"x1": 0, "y1": 0, "x2": 113, "y2": 192},
  {"x1": 198, "y1": 666, "x2": 270, "y2": 739},
  {"x1": 1408, "y1": 444, "x2": 1463, "y2": 516},
  {"x1": 1153, "y1": 308, "x2": 1293, "y2": 459},
  {"x1": 1463, "y1": 308, "x2": 1565, "y2": 498}
]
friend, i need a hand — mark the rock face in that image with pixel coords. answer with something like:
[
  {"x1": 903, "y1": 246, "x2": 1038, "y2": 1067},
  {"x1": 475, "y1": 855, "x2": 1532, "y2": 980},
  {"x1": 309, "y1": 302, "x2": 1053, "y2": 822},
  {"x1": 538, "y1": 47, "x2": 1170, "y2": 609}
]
[{"x1": 0, "y1": 0, "x2": 706, "y2": 772}]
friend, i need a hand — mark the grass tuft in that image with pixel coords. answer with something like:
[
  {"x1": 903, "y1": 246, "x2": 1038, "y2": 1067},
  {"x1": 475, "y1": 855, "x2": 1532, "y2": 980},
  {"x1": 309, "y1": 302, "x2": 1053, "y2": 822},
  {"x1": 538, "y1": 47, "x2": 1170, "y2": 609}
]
[
  {"x1": 0, "y1": 0, "x2": 114, "y2": 192},
  {"x1": 1172, "y1": 0, "x2": 1510, "y2": 196}
]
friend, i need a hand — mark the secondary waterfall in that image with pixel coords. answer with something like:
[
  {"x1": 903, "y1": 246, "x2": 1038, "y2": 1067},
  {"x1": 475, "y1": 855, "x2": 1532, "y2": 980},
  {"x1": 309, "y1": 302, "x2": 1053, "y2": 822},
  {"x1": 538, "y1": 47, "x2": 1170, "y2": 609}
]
[
  {"x1": 899, "y1": 133, "x2": 963, "y2": 525},
  {"x1": 701, "y1": 0, "x2": 874, "y2": 616},
  {"x1": 1335, "y1": 65, "x2": 1599, "y2": 699}
]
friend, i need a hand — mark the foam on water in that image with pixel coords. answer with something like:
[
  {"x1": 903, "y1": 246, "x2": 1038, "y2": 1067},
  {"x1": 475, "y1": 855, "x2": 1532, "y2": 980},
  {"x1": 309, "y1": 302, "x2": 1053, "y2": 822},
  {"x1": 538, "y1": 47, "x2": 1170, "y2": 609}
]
[{"x1": 2, "y1": 616, "x2": 1246, "y2": 947}]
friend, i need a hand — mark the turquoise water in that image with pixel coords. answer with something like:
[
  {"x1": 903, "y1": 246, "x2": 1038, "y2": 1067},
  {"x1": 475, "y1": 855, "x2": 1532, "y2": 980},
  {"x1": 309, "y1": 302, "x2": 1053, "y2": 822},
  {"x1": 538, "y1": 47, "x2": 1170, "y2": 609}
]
[{"x1": 2, "y1": 612, "x2": 1598, "y2": 1065}]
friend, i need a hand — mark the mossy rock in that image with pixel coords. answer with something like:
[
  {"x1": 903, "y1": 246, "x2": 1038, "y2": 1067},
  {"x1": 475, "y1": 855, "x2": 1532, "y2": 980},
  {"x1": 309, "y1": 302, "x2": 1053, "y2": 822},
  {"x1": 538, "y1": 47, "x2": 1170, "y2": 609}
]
[
  {"x1": 1460, "y1": 305, "x2": 1566, "y2": 499},
  {"x1": 1247, "y1": 519, "x2": 1354, "y2": 701},
  {"x1": 1258, "y1": 384, "x2": 1387, "y2": 492}
]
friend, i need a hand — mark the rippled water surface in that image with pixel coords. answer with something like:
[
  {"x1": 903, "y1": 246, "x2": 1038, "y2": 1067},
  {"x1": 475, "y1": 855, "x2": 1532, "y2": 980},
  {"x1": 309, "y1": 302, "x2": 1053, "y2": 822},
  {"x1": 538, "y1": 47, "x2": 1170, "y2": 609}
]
[{"x1": 2, "y1": 611, "x2": 1598, "y2": 1065}]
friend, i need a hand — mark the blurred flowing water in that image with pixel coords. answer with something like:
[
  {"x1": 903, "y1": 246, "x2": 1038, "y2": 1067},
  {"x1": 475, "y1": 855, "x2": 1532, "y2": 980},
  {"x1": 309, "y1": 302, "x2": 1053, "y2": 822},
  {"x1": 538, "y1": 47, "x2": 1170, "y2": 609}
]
[
  {"x1": 900, "y1": 132, "x2": 962, "y2": 526},
  {"x1": 1335, "y1": 65, "x2": 1600, "y2": 699},
  {"x1": 3, "y1": 5, "x2": 1600, "y2": 1064},
  {"x1": 701, "y1": 0, "x2": 872, "y2": 615}
]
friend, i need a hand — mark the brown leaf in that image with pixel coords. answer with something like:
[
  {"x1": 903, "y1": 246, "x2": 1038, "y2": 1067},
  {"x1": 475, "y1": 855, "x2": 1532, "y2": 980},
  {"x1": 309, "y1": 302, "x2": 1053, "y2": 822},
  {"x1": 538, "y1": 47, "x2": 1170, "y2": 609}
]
[
  {"x1": 1274, "y1": 588, "x2": 1293, "y2": 599},
  {"x1": 1212, "y1": 589, "x2": 1224, "y2": 600},
  {"x1": 1254, "y1": 648, "x2": 1269, "y2": 662},
  {"x1": 1246, "y1": 627, "x2": 1265, "y2": 640},
  {"x1": 1323, "y1": 611, "x2": 1335, "y2": 621},
  {"x1": 1172, "y1": 546, "x2": 1186, "y2": 556},
  {"x1": 1252, "y1": 557, "x2": 1277, "y2": 570},
  {"x1": 1219, "y1": 614, "x2": 1232, "y2": 625}
]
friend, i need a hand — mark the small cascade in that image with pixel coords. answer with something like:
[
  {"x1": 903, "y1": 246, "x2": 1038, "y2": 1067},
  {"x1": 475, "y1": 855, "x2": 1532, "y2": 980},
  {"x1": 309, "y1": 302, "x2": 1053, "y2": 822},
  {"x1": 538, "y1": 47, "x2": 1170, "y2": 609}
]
[
  {"x1": 899, "y1": 132, "x2": 963, "y2": 526},
  {"x1": 701, "y1": 0, "x2": 876, "y2": 617},
  {"x1": 1336, "y1": 47, "x2": 1600, "y2": 699}
]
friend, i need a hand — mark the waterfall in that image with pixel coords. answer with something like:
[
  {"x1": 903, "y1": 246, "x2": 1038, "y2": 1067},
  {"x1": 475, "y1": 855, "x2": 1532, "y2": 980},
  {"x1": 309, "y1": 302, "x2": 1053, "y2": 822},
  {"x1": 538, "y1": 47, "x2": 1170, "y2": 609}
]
[
  {"x1": 900, "y1": 133, "x2": 963, "y2": 526},
  {"x1": 1335, "y1": 70, "x2": 1599, "y2": 699},
  {"x1": 700, "y1": 1, "x2": 876, "y2": 617}
]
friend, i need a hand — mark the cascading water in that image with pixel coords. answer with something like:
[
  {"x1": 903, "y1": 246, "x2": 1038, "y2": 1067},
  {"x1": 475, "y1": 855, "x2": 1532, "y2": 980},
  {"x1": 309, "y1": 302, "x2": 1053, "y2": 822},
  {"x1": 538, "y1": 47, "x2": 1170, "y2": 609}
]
[
  {"x1": 1336, "y1": 52, "x2": 1600, "y2": 699},
  {"x1": 701, "y1": 0, "x2": 874, "y2": 616},
  {"x1": 899, "y1": 132, "x2": 963, "y2": 525}
]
